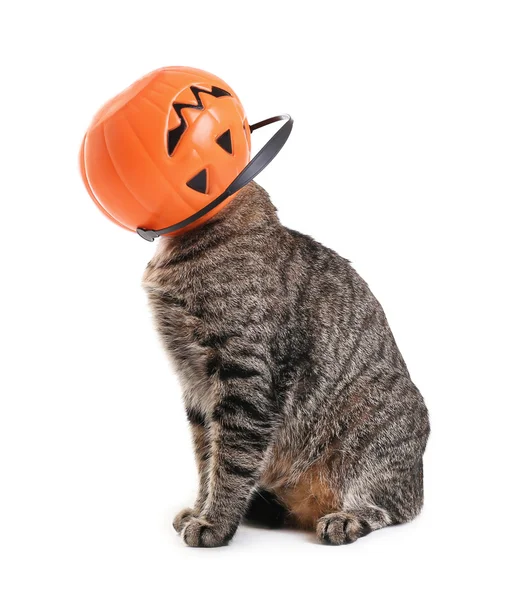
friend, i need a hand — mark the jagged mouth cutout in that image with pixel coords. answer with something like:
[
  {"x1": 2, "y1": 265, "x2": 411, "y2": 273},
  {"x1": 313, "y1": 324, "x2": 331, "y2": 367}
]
[{"x1": 167, "y1": 85, "x2": 233, "y2": 157}]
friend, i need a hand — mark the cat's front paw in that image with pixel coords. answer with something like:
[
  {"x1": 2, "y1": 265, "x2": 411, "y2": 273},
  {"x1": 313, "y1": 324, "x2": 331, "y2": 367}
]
[
  {"x1": 173, "y1": 507, "x2": 196, "y2": 533},
  {"x1": 181, "y1": 516, "x2": 231, "y2": 548}
]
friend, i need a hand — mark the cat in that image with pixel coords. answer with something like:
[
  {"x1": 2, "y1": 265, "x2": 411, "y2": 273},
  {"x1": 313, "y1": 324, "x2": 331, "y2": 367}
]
[{"x1": 142, "y1": 182, "x2": 430, "y2": 547}]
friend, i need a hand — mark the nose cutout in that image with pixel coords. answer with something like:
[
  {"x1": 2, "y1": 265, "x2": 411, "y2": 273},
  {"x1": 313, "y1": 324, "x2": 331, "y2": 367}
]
[{"x1": 186, "y1": 169, "x2": 208, "y2": 194}]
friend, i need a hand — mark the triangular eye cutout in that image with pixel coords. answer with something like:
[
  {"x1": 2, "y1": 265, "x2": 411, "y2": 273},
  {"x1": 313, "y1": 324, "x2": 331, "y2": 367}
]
[
  {"x1": 186, "y1": 169, "x2": 208, "y2": 194},
  {"x1": 216, "y1": 129, "x2": 233, "y2": 154},
  {"x1": 167, "y1": 126, "x2": 184, "y2": 156}
]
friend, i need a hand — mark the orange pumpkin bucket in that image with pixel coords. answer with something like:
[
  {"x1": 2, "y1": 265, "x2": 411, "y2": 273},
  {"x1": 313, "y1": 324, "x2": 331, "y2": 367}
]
[{"x1": 80, "y1": 67, "x2": 292, "y2": 240}]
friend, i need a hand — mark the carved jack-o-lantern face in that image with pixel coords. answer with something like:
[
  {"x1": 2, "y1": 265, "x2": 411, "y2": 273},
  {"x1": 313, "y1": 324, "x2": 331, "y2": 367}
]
[
  {"x1": 80, "y1": 67, "x2": 252, "y2": 236},
  {"x1": 166, "y1": 84, "x2": 251, "y2": 201}
]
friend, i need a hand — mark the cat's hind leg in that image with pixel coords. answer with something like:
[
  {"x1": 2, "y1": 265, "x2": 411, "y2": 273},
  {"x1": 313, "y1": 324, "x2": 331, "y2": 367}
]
[
  {"x1": 316, "y1": 507, "x2": 391, "y2": 545},
  {"x1": 314, "y1": 451, "x2": 426, "y2": 544}
]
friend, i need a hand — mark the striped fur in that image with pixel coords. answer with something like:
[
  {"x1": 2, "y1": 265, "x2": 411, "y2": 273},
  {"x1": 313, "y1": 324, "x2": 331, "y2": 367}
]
[{"x1": 143, "y1": 182, "x2": 430, "y2": 547}]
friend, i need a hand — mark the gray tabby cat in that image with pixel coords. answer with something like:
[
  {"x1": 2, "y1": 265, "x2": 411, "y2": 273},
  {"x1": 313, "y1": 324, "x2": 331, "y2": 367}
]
[{"x1": 143, "y1": 182, "x2": 430, "y2": 547}]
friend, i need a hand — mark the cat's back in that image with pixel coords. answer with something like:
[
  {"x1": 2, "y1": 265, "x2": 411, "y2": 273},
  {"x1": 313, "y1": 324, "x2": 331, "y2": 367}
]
[{"x1": 280, "y1": 227, "x2": 386, "y2": 338}]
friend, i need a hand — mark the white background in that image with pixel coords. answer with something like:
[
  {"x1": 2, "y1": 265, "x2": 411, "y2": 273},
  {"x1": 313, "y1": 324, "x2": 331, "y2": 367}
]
[{"x1": 1, "y1": 1, "x2": 507, "y2": 598}]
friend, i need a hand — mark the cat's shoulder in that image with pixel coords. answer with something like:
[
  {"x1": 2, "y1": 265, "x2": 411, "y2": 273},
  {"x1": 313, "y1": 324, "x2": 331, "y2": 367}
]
[{"x1": 285, "y1": 227, "x2": 352, "y2": 269}]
